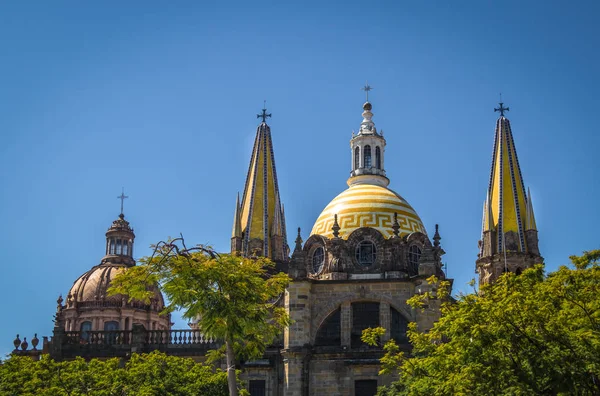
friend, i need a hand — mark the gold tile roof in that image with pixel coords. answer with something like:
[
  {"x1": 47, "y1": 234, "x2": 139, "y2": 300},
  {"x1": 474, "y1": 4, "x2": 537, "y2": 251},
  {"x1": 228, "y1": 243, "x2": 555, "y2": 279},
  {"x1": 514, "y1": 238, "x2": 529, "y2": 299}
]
[
  {"x1": 235, "y1": 121, "x2": 287, "y2": 257},
  {"x1": 310, "y1": 183, "x2": 425, "y2": 239},
  {"x1": 483, "y1": 114, "x2": 537, "y2": 253}
]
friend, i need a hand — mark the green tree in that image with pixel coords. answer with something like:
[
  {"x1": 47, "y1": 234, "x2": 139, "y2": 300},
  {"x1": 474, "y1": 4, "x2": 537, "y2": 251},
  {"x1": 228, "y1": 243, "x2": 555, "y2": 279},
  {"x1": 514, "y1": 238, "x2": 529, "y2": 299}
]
[
  {"x1": 108, "y1": 238, "x2": 291, "y2": 396},
  {"x1": 364, "y1": 250, "x2": 600, "y2": 396},
  {"x1": 0, "y1": 351, "x2": 229, "y2": 396}
]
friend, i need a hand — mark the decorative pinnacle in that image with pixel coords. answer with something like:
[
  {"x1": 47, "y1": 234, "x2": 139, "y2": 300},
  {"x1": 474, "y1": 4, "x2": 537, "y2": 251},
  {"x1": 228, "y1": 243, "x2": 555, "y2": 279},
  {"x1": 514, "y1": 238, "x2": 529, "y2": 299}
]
[
  {"x1": 294, "y1": 227, "x2": 303, "y2": 251},
  {"x1": 433, "y1": 224, "x2": 441, "y2": 248},
  {"x1": 362, "y1": 82, "x2": 372, "y2": 102},
  {"x1": 257, "y1": 100, "x2": 272, "y2": 123},
  {"x1": 332, "y1": 214, "x2": 341, "y2": 238},
  {"x1": 494, "y1": 102, "x2": 510, "y2": 117},
  {"x1": 392, "y1": 213, "x2": 400, "y2": 237},
  {"x1": 117, "y1": 188, "x2": 128, "y2": 216}
]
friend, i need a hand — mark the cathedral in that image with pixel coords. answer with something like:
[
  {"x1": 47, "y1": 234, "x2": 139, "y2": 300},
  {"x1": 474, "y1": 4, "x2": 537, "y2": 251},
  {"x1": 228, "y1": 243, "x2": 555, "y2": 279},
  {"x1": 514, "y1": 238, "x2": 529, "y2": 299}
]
[{"x1": 12, "y1": 92, "x2": 543, "y2": 396}]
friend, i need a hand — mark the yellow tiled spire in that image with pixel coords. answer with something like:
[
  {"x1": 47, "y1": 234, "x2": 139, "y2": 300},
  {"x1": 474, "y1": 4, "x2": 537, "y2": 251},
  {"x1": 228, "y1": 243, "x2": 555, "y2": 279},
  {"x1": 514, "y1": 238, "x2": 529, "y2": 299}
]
[
  {"x1": 483, "y1": 103, "x2": 536, "y2": 253},
  {"x1": 237, "y1": 106, "x2": 287, "y2": 258}
]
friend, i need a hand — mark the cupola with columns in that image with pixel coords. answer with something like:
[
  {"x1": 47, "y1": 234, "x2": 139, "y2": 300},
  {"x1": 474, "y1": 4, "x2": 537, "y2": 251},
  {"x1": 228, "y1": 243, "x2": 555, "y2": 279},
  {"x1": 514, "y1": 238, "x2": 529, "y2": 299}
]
[
  {"x1": 476, "y1": 102, "x2": 543, "y2": 285},
  {"x1": 349, "y1": 84, "x2": 389, "y2": 187}
]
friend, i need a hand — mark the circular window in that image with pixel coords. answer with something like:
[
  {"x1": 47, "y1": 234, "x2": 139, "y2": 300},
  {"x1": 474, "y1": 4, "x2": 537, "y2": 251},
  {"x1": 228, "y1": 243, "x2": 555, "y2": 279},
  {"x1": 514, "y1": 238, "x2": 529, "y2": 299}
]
[
  {"x1": 312, "y1": 247, "x2": 325, "y2": 274},
  {"x1": 355, "y1": 241, "x2": 376, "y2": 267},
  {"x1": 408, "y1": 245, "x2": 422, "y2": 274}
]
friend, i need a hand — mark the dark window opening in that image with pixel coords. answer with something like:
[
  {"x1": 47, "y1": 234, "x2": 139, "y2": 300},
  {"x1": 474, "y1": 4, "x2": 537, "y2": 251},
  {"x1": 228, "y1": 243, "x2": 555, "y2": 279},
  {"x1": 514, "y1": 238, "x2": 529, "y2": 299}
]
[
  {"x1": 355, "y1": 379, "x2": 378, "y2": 396},
  {"x1": 249, "y1": 380, "x2": 266, "y2": 396},
  {"x1": 375, "y1": 146, "x2": 381, "y2": 169},
  {"x1": 364, "y1": 145, "x2": 372, "y2": 168},
  {"x1": 312, "y1": 246, "x2": 325, "y2": 274},
  {"x1": 315, "y1": 308, "x2": 341, "y2": 346},
  {"x1": 80, "y1": 321, "x2": 92, "y2": 342},
  {"x1": 356, "y1": 241, "x2": 376, "y2": 267},
  {"x1": 354, "y1": 146, "x2": 360, "y2": 169},
  {"x1": 104, "y1": 321, "x2": 119, "y2": 344},
  {"x1": 391, "y1": 307, "x2": 409, "y2": 344},
  {"x1": 516, "y1": 267, "x2": 522, "y2": 275},
  {"x1": 408, "y1": 245, "x2": 421, "y2": 275},
  {"x1": 352, "y1": 302, "x2": 380, "y2": 348}
]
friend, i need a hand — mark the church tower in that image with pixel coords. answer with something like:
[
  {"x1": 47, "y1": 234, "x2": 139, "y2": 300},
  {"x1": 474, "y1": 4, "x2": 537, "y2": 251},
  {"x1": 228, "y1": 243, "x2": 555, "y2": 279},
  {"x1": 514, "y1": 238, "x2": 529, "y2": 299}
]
[
  {"x1": 231, "y1": 105, "x2": 289, "y2": 263},
  {"x1": 476, "y1": 103, "x2": 543, "y2": 285}
]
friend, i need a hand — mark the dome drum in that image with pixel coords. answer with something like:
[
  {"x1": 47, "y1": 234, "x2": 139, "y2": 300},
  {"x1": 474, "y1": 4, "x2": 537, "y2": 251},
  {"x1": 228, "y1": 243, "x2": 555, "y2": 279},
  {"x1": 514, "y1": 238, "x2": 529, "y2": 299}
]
[{"x1": 302, "y1": 226, "x2": 444, "y2": 280}]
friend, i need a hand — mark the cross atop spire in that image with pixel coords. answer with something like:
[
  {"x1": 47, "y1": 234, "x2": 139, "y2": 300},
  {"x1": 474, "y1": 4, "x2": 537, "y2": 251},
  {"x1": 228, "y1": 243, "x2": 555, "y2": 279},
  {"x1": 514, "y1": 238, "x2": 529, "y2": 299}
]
[
  {"x1": 362, "y1": 82, "x2": 372, "y2": 101},
  {"x1": 117, "y1": 188, "x2": 128, "y2": 216},
  {"x1": 494, "y1": 102, "x2": 510, "y2": 117},
  {"x1": 257, "y1": 100, "x2": 272, "y2": 123}
]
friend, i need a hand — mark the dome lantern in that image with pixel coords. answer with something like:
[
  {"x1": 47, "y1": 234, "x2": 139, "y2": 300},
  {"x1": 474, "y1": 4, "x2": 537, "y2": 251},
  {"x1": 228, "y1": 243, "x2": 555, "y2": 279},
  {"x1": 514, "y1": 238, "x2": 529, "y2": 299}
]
[
  {"x1": 349, "y1": 85, "x2": 389, "y2": 187},
  {"x1": 102, "y1": 190, "x2": 135, "y2": 266}
]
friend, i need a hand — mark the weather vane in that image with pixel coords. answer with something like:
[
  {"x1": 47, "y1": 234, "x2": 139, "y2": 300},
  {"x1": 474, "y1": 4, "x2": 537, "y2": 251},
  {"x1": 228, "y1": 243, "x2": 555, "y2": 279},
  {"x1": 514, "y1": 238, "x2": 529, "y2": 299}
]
[
  {"x1": 257, "y1": 100, "x2": 272, "y2": 123},
  {"x1": 117, "y1": 188, "x2": 128, "y2": 215},
  {"x1": 362, "y1": 82, "x2": 372, "y2": 101}
]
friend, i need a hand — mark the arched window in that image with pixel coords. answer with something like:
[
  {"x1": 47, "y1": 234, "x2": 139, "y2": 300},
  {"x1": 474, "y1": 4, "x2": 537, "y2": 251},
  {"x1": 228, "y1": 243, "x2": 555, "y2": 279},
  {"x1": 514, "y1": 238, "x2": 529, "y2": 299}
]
[
  {"x1": 104, "y1": 321, "x2": 119, "y2": 344},
  {"x1": 109, "y1": 239, "x2": 116, "y2": 254},
  {"x1": 391, "y1": 307, "x2": 409, "y2": 344},
  {"x1": 354, "y1": 146, "x2": 360, "y2": 169},
  {"x1": 375, "y1": 146, "x2": 381, "y2": 169},
  {"x1": 80, "y1": 321, "x2": 92, "y2": 342},
  {"x1": 364, "y1": 145, "x2": 372, "y2": 168},
  {"x1": 312, "y1": 246, "x2": 325, "y2": 274},
  {"x1": 315, "y1": 308, "x2": 341, "y2": 346},
  {"x1": 356, "y1": 241, "x2": 376, "y2": 267},
  {"x1": 408, "y1": 245, "x2": 421, "y2": 275},
  {"x1": 352, "y1": 302, "x2": 379, "y2": 348}
]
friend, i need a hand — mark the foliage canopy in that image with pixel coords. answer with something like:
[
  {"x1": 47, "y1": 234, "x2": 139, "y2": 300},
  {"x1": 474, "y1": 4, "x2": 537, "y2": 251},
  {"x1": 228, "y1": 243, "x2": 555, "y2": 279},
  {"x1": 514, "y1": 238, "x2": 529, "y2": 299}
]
[
  {"x1": 0, "y1": 351, "x2": 230, "y2": 396},
  {"x1": 108, "y1": 238, "x2": 290, "y2": 396},
  {"x1": 364, "y1": 250, "x2": 600, "y2": 396}
]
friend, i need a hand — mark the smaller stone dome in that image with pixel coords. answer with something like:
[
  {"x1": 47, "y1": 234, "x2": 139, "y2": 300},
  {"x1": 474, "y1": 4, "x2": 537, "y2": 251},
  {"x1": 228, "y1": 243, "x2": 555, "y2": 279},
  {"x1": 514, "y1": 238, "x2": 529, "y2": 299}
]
[
  {"x1": 68, "y1": 263, "x2": 165, "y2": 312},
  {"x1": 363, "y1": 101, "x2": 372, "y2": 111}
]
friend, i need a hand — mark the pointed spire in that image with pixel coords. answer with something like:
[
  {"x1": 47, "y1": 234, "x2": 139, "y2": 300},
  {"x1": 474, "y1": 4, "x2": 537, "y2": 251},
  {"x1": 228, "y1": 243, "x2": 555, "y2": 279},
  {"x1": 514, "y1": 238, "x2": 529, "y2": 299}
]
[
  {"x1": 525, "y1": 188, "x2": 537, "y2": 231},
  {"x1": 480, "y1": 104, "x2": 537, "y2": 255},
  {"x1": 482, "y1": 190, "x2": 494, "y2": 232},
  {"x1": 232, "y1": 192, "x2": 242, "y2": 238},
  {"x1": 238, "y1": 109, "x2": 287, "y2": 259},
  {"x1": 332, "y1": 214, "x2": 340, "y2": 238},
  {"x1": 294, "y1": 227, "x2": 303, "y2": 252}
]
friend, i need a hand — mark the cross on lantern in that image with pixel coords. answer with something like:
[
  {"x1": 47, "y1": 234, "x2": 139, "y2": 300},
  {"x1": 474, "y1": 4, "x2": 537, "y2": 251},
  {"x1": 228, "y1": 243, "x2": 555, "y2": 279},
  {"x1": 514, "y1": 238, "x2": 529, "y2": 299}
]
[
  {"x1": 117, "y1": 188, "x2": 128, "y2": 215},
  {"x1": 362, "y1": 82, "x2": 372, "y2": 101}
]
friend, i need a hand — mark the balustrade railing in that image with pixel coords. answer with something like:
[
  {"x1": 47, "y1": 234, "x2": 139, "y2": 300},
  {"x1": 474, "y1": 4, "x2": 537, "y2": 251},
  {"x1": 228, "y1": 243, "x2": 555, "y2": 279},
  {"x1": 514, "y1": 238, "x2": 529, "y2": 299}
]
[
  {"x1": 62, "y1": 329, "x2": 214, "y2": 347},
  {"x1": 64, "y1": 330, "x2": 132, "y2": 346},
  {"x1": 146, "y1": 329, "x2": 214, "y2": 345}
]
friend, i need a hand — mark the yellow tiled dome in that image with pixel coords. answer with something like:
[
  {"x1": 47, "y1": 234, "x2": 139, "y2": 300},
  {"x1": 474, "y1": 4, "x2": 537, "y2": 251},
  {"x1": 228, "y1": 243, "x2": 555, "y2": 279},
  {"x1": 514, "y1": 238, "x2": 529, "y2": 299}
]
[{"x1": 310, "y1": 184, "x2": 425, "y2": 239}]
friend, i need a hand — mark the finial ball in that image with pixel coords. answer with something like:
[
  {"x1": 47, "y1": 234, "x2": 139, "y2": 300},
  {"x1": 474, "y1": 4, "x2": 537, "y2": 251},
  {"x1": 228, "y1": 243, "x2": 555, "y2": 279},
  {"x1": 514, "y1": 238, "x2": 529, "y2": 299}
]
[{"x1": 363, "y1": 102, "x2": 372, "y2": 111}]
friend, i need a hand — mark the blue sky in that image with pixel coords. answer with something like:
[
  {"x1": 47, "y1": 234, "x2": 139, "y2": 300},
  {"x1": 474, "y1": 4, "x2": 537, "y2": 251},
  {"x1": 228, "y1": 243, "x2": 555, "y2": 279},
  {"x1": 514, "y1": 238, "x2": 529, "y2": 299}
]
[{"x1": 1, "y1": 1, "x2": 599, "y2": 356}]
